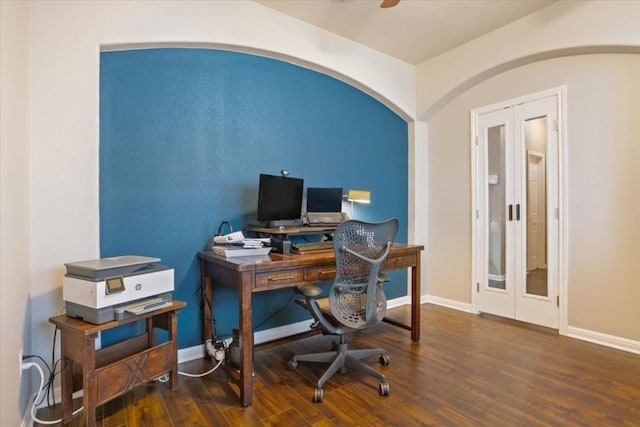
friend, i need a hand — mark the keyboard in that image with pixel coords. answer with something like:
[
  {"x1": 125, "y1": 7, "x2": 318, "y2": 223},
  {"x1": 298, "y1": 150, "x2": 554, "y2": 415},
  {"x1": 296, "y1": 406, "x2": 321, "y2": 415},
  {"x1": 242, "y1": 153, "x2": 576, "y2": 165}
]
[
  {"x1": 291, "y1": 240, "x2": 334, "y2": 254},
  {"x1": 307, "y1": 212, "x2": 344, "y2": 226}
]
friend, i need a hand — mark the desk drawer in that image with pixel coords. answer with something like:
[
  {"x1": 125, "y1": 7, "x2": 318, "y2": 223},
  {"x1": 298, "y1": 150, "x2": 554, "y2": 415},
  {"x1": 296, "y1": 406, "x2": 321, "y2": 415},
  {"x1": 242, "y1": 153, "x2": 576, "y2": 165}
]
[
  {"x1": 305, "y1": 265, "x2": 336, "y2": 282},
  {"x1": 255, "y1": 269, "x2": 304, "y2": 289},
  {"x1": 385, "y1": 253, "x2": 417, "y2": 270}
]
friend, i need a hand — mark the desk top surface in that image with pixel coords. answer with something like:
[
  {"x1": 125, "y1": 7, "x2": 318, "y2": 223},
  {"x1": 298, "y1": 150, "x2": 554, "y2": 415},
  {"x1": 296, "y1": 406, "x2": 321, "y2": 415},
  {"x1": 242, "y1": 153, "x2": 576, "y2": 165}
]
[{"x1": 198, "y1": 243, "x2": 424, "y2": 272}]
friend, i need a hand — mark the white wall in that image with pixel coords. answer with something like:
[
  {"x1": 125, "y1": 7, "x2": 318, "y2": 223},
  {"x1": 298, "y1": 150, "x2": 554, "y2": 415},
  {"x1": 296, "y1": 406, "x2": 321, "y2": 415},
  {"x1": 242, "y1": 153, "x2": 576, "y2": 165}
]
[
  {"x1": 1, "y1": 1, "x2": 32, "y2": 425},
  {"x1": 427, "y1": 53, "x2": 640, "y2": 342},
  {"x1": 417, "y1": 0, "x2": 640, "y2": 120}
]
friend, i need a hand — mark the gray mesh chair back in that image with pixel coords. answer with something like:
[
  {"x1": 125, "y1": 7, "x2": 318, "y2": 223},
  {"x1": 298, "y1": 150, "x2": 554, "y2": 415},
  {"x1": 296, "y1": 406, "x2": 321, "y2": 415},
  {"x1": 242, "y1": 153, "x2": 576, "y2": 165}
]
[
  {"x1": 288, "y1": 218, "x2": 399, "y2": 403},
  {"x1": 330, "y1": 218, "x2": 398, "y2": 330}
]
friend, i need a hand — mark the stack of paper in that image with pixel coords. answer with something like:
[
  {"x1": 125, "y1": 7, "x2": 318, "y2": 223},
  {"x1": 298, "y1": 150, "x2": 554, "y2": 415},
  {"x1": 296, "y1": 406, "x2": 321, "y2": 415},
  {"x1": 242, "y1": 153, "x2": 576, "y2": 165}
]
[{"x1": 213, "y1": 237, "x2": 272, "y2": 258}]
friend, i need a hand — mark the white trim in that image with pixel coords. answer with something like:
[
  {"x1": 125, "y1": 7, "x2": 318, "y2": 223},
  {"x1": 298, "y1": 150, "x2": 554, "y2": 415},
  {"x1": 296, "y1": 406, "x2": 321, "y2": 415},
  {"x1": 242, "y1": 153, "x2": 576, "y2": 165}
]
[
  {"x1": 423, "y1": 295, "x2": 474, "y2": 313},
  {"x1": 254, "y1": 320, "x2": 315, "y2": 346},
  {"x1": 387, "y1": 295, "x2": 411, "y2": 309},
  {"x1": 567, "y1": 326, "x2": 640, "y2": 356},
  {"x1": 178, "y1": 344, "x2": 207, "y2": 363},
  {"x1": 557, "y1": 85, "x2": 569, "y2": 336},
  {"x1": 20, "y1": 409, "x2": 31, "y2": 427}
]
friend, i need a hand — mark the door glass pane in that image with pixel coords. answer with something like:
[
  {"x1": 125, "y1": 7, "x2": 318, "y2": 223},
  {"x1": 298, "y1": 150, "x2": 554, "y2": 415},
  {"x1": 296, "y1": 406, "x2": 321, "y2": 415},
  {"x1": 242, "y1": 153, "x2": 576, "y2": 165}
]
[
  {"x1": 487, "y1": 125, "x2": 506, "y2": 290},
  {"x1": 525, "y1": 117, "x2": 548, "y2": 296}
]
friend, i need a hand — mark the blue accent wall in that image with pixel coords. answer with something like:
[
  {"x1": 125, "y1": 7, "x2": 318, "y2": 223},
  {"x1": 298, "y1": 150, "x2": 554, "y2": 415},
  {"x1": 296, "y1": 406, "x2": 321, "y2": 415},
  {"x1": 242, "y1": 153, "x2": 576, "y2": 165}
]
[{"x1": 100, "y1": 48, "x2": 408, "y2": 349}]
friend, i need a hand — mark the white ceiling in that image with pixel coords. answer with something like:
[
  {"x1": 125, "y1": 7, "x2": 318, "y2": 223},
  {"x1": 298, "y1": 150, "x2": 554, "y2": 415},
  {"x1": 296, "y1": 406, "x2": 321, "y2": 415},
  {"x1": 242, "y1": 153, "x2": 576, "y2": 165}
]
[{"x1": 256, "y1": 0, "x2": 556, "y2": 65}]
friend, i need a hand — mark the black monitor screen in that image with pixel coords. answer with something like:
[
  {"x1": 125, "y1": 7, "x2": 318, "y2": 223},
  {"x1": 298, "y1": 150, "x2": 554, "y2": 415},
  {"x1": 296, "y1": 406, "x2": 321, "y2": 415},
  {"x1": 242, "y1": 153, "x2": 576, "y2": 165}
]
[
  {"x1": 257, "y1": 174, "x2": 304, "y2": 222},
  {"x1": 307, "y1": 187, "x2": 343, "y2": 213}
]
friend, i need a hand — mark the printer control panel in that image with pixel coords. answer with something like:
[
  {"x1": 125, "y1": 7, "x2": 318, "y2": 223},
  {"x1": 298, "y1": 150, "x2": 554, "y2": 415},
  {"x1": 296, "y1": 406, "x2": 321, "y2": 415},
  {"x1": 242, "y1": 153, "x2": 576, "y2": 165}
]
[{"x1": 105, "y1": 277, "x2": 125, "y2": 294}]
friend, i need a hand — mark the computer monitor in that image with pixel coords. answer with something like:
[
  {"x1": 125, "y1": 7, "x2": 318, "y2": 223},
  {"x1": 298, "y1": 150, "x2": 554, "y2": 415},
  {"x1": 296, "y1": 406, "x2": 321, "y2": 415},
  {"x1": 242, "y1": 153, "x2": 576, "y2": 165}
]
[
  {"x1": 306, "y1": 187, "x2": 343, "y2": 213},
  {"x1": 257, "y1": 174, "x2": 304, "y2": 223}
]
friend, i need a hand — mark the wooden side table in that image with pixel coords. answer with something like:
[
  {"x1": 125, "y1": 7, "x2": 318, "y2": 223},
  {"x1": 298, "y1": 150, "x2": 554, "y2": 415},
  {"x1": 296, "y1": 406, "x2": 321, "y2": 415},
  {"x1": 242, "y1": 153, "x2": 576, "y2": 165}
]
[{"x1": 49, "y1": 300, "x2": 186, "y2": 426}]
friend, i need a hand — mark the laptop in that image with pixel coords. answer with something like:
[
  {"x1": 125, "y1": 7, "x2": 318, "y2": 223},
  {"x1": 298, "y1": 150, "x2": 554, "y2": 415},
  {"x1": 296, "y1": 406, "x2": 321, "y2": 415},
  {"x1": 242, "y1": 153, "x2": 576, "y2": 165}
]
[{"x1": 306, "y1": 187, "x2": 345, "y2": 226}]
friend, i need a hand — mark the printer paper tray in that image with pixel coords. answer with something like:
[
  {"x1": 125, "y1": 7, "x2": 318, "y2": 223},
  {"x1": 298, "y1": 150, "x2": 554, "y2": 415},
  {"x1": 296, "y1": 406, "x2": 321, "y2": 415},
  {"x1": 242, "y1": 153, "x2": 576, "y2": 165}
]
[{"x1": 66, "y1": 293, "x2": 173, "y2": 324}]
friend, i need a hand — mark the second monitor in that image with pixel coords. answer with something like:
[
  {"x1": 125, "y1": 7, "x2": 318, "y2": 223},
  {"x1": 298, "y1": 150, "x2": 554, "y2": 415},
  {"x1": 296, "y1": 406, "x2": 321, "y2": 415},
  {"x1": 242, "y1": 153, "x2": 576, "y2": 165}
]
[{"x1": 306, "y1": 187, "x2": 345, "y2": 226}]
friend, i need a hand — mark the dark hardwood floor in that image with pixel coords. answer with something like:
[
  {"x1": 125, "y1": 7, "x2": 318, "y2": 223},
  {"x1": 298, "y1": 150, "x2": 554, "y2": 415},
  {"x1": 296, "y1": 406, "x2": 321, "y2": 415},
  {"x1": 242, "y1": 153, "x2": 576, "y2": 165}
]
[{"x1": 35, "y1": 304, "x2": 640, "y2": 426}]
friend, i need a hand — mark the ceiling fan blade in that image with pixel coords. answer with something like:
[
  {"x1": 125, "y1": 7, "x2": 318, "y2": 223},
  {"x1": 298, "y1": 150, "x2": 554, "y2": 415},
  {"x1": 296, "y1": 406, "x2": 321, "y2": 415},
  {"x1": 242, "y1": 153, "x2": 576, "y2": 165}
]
[{"x1": 380, "y1": 0, "x2": 400, "y2": 8}]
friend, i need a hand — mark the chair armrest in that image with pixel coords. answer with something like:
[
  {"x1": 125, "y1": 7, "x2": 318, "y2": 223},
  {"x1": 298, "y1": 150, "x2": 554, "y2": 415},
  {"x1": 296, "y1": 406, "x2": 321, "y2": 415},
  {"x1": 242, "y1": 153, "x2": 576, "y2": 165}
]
[{"x1": 297, "y1": 284, "x2": 323, "y2": 298}]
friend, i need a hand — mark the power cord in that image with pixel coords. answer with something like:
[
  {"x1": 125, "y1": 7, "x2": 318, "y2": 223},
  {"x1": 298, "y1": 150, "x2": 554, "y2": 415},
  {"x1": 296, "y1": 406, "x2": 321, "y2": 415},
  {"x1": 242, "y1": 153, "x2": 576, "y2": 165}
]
[
  {"x1": 22, "y1": 358, "x2": 83, "y2": 425},
  {"x1": 172, "y1": 339, "x2": 227, "y2": 379},
  {"x1": 253, "y1": 290, "x2": 296, "y2": 331}
]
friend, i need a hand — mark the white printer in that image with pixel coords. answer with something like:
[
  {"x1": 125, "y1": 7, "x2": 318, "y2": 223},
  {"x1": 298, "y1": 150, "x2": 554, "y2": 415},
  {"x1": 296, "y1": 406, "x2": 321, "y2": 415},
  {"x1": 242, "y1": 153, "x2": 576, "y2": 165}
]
[{"x1": 63, "y1": 255, "x2": 174, "y2": 324}]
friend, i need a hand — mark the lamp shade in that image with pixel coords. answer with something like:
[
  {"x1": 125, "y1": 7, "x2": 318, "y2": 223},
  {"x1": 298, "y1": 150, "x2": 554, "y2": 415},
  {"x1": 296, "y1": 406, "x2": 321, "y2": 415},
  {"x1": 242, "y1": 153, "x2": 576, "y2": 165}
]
[{"x1": 346, "y1": 189, "x2": 371, "y2": 204}]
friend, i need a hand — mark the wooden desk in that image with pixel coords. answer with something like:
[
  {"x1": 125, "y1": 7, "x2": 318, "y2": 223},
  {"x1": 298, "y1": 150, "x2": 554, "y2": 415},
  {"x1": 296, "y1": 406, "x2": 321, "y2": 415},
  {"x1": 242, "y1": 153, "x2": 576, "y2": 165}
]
[
  {"x1": 49, "y1": 301, "x2": 186, "y2": 426},
  {"x1": 198, "y1": 243, "x2": 423, "y2": 406}
]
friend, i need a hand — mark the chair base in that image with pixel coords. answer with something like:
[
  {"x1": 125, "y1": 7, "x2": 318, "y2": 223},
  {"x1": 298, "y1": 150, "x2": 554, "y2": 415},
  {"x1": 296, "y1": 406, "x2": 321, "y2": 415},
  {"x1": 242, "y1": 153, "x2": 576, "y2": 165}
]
[{"x1": 288, "y1": 336, "x2": 390, "y2": 402}]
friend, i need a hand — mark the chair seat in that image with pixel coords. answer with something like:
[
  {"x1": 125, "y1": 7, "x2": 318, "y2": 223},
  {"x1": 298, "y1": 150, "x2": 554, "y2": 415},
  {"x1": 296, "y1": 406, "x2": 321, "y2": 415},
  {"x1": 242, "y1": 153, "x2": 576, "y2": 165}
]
[{"x1": 296, "y1": 296, "x2": 340, "y2": 327}]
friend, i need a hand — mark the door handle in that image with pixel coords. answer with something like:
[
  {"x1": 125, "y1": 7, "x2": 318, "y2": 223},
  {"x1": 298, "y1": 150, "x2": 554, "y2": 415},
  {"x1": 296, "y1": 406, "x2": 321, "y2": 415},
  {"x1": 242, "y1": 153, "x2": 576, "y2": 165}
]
[
  {"x1": 516, "y1": 204, "x2": 521, "y2": 221},
  {"x1": 508, "y1": 204, "x2": 513, "y2": 221}
]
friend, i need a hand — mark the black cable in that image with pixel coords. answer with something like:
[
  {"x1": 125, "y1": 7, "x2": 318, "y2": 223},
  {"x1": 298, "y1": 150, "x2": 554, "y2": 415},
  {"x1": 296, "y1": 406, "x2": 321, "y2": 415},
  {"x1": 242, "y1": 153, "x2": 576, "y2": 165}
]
[
  {"x1": 253, "y1": 290, "x2": 297, "y2": 331},
  {"x1": 22, "y1": 353, "x2": 54, "y2": 407},
  {"x1": 196, "y1": 277, "x2": 218, "y2": 342},
  {"x1": 48, "y1": 326, "x2": 58, "y2": 408}
]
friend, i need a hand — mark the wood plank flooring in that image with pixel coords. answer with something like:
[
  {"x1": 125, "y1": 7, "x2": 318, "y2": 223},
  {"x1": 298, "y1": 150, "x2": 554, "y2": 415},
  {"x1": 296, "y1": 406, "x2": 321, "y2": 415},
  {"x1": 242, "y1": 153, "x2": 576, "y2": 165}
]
[{"x1": 35, "y1": 304, "x2": 640, "y2": 426}]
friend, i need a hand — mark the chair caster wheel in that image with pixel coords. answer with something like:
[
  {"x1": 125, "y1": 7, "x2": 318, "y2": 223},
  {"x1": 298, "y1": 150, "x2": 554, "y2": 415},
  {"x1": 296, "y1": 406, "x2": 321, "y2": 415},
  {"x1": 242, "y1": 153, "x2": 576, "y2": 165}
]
[
  {"x1": 379, "y1": 382, "x2": 390, "y2": 396},
  {"x1": 287, "y1": 359, "x2": 298, "y2": 371},
  {"x1": 379, "y1": 353, "x2": 391, "y2": 366},
  {"x1": 313, "y1": 388, "x2": 324, "y2": 402}
]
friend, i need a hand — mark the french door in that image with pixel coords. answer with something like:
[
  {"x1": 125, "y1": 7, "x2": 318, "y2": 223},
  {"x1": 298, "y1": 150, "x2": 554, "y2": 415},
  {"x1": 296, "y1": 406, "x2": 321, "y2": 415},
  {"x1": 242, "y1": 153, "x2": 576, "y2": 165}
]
[{"x1": 474, "y1": 93, "x2": 560, "y2": 329}]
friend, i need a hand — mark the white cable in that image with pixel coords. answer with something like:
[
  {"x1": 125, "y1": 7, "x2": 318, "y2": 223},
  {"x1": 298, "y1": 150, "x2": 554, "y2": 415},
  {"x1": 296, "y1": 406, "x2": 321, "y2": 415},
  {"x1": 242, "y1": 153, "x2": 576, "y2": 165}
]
[
  {"x1": 23, "y1": 360, "x2": 83, "y2": 425},
  {"x1": 177, "y1": 355, "x2": 224, "y2": 378}
]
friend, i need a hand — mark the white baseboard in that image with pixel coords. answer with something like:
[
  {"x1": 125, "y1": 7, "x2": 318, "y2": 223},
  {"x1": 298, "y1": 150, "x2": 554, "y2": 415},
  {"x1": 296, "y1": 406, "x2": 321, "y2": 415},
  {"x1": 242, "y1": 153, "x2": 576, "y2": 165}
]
[
  {"x1": 20, "y1": 408, "x2": 31, "y2": 427},
  {"x1": 387, "y1": 295, "x2": 410, "y2": 308},
  {"x1": 422, "y1": 294, "x2": 474, "y2": 313},
  {"x1": 178, "y1": 343, "x2": 207, "y2": 363},
  {"x1": 567, "y1": 326, "x2": 640, "y2": 355}
]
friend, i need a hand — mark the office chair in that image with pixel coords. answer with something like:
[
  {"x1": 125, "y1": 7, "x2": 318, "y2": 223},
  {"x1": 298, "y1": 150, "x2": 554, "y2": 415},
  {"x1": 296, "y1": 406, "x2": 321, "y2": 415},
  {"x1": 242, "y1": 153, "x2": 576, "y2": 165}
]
[{"x1": 287, "y1": 218, "x2": 399, "y2": 402}]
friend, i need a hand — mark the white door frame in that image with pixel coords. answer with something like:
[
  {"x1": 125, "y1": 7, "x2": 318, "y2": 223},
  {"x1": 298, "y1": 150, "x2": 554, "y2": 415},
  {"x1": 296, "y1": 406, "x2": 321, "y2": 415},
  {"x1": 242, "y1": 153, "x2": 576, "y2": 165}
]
[{"x1": 470, "y1": 86, "x2": 568, "y2": 335}]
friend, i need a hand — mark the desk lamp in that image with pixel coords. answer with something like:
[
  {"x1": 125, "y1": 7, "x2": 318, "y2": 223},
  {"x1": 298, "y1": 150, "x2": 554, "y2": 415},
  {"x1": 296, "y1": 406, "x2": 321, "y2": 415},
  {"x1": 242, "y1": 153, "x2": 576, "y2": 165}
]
[{"x1": 343, "y1": 189, "x2": 371, "y2": 218}]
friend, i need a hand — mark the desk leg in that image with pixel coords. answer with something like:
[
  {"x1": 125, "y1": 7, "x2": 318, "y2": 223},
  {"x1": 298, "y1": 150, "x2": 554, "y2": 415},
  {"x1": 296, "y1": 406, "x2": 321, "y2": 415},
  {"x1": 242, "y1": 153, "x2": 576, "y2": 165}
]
[
  {"x1": 239, "y1": 275, "x2": 253, "y2": 406},
  {"x1": 168, "y1": 310, "x2": 179, "y2": 391},
  {"x1": 411, "y1": 263, "x2": 421, "y2": 342},
  {"x1": 202, "y1": 272, "x2": 213, "y2": 360}
]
